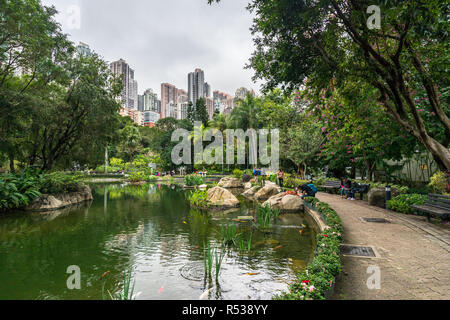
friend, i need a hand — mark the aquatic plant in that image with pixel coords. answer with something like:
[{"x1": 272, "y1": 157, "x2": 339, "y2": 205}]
[
  {"x1": 214, "y1": 248, "x2": 226, "y2": 281},
  {"x1": 203, "y1": 242, "x2": 226, "y2": 281},
  {"x1": 236, "y1": 232, "x2": 252, "y2": 252},
  {"x1": 256, "y1": 205, "x2": 279, "y2": 229},
  {"x1": 203, "y1": 242, "x2": 214, "y2": 277},
  {"x1": 219, "y1": 223, "x2": 239, "y2": 245},
  {"x1": 102, "y1": 268, "x2": 136, "y2": 300},
  {"x1": 187, "y1": 189, "x2": 209, "y2": 208}
]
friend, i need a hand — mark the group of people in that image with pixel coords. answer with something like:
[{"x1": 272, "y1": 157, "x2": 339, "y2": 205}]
[{"x1": 340, "y1": 177, "x2": 356, "y2": 200}]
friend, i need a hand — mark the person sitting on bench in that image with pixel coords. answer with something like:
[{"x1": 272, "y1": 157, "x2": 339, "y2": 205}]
[{"x1": 297, "y1": 183, "x2": 318, "y2": 199}]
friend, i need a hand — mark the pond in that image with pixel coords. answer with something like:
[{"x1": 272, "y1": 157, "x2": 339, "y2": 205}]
[{"x1": 0, "y1": 183, "x2": 317, "y2": 300}]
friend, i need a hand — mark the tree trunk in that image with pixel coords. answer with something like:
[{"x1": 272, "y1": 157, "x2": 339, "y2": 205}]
[{"x1": 9, "y1": 154, "x2": 15, "y2": 173}]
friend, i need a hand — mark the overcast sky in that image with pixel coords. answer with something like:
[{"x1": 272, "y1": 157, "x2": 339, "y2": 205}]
[{"x1": 41, "y1": 0, "x2": 260, "y2": 98}]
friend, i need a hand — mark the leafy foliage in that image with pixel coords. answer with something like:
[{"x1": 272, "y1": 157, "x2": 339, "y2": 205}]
[
  {"x1": 387, "y1": 194, "x2": 428, "y2": 214},
  {"x1": 275, "y1": 197, "x2": 343, "y2": 300}
]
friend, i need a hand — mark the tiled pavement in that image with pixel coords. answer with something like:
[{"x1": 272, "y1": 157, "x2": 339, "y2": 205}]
[{"x1": 316, "y1": 192, "x2": 450, "y2": 300}]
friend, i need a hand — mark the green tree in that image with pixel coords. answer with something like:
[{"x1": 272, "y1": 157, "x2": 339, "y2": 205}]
[
  {"x1": 209, "y1": 0, "x2": 450, "y2": 170},
  {"x1": 282, "y1": 119, "x2": 324, "y2": 179},
  {"x1": 119, "y1": 125, "x2": 142, "y2": 163}
]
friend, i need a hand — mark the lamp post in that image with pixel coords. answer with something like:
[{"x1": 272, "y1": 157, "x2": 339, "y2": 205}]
[{"x1": 385, "y1": 185, "x2": 391, "y2": 209}]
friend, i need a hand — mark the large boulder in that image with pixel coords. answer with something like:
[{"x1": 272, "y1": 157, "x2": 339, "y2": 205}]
[
  {"x1": 25, "y1": 185, "x2": 93, "y2": 211},
  {"x1": 368, "y1": 187, "x2": 401, "y2": 208},
  {"x1": 217, "y1": 177, "x2": 244, "y2": 188},
  {"x1": 207, "y1": 187, "x2": 240, "y2": 208},
  {"x1": 263, "y1": 194, "x2": 304, "y2": 212},
  {"x1": 254, "y1": 184, "x2": 281, "y2": 201},
  {"x1": 242, "y1": 186, "x2": 259, "y2": 198},
  {"x1": 244, "y1": 182, "x2": 252, "y2": 190}
]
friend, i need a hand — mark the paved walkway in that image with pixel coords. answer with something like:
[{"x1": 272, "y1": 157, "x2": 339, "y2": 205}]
[{"x1": 316, "y1": 192, "x2": 450, "y2": 300}]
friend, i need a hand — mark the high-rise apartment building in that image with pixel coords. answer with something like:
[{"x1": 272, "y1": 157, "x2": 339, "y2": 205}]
[
  {"x1": 177, "y1": 90, "x2": 189, "y2": 120},
  {"x1": 110, "y1": 59, "x2": 131, "y2": 108},
  {"x1": 110, "y1": 59, "x2": 139, "y2": 109},
  {"x1": 160, "y1": 83, "x2": 178, "y2": 119},
  {"x1": 213, "y1": 90, "x2": 233, "y2": 114},
  {"x1": 204, "y1": 82, "x2": 211, "y2": 98},
  {"x1": 143, "y1": 89, "x2": 158, "y2": 113},
  {"x1": 188, "y1": 68, "x2": 205, "y2": 106},
  {"x1": 206, "y1": 97, "x2": 214, "y2": 120},
  {"x1": 129, "y1": 78, "x2": 138, "y2": 109}
]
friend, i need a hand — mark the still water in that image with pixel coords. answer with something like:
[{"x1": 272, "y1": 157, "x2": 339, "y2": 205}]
[{"x1": 0, "y1": 183, "x2": 316, "y2": 300}]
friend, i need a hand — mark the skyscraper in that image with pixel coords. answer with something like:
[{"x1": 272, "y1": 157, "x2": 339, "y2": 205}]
[
  {"x1": 110, "y1": 59, "x2": 139, "y2": 109},
  {"x1": 204, "y1": 82, "x2": 211, "y2": 98},
  {"x1": 161, "y1": 83, "x2": 178, "y2": 119},
  {"x1": 143, "y1": 88, "x2": 158, "y2": 112},
  {"x1": 188, "y1": 68, "x2": 205, "y2": 106},
  {"x1": 110, "y1": 59, "x2": 131, "y2": 108}
]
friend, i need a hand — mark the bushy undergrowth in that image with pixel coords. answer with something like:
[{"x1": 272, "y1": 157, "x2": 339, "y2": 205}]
[
  {"x1": 0, "y1": 171, "x2": 84, "y2": 211},
  {"x1": 185, "y1": 174, "x2": 204, "y2": 186},
  {"x1": 387, "y1": 194, "x2": 427, "y2": 214},
  {"x1": 187, "y1": 189, "x2": 209, "y2": 207},
  {"x1": 275, "y1": 197, "x2": 343, "y2": 300},
  {"x1": 232, "y1": 169, "x2": 243, "y2": 179}
]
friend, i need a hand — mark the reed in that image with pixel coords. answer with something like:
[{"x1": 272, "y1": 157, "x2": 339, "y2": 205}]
[
  {"x1": 203, "y1": 242, "x2": 214, "y2": 277},
  {"x1": 219, "y1": 223, "x2": 239, "y2": 245},
  {"x1": 257, "y1": 205, "x2": 279, "y2": 229},
  {"x1": 214, "y1": 248, "x2": 226, "y2": 281}
]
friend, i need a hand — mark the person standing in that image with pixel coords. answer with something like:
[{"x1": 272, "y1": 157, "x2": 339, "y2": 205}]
[{"x1": 277, "y1": 169, "x2": 284, "y2": 187}]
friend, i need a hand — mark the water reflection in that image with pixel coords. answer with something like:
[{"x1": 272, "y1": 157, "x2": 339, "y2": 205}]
[{"x1": 0, "y1": 183, "x2": 316, "y2": 300}]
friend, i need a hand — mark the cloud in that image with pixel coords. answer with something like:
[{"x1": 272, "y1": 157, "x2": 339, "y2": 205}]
[{"x1": 41, "y1": 0, "x2": 261, "y2": 98}]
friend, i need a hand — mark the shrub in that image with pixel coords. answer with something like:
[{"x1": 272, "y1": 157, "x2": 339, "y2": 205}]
[
  {"x1": 232, "y1": 169, "x2": 243, "y2": 179},
  {"x1": 428, "y1": 171, "x2": 448, "y2": 194},
  {"x1": 40, "y1": 172, "x2": 83, "y2": 194},
  {"x1": 128, "y1": 171, "x2": 147, "y2": 182},
  {"x1": 0, "y1": 172, "x2": 42, "y2": 210},
  {"x1": 187, "y1": 189, "x2": 209, "y2": 207},
  {"x1": 387, "y1": 194, "x2": 427, "y2": 214},
  {"x1": 109, "y1": 158, "x2": 125, "y2": 169},
  {"x1": 275, "y1": 197, "x2": 343, "y2": 300},
  {"x1": 95, "y1": 166, "x2": 122, "y2": 173},
  {"x1": 185, "y1": 174, "x2": 204, "y2": 186}
]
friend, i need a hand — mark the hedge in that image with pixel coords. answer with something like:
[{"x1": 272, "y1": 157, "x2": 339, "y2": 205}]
[{"x1": 274, "y1": 197, "x2": 343, "y2": 300}]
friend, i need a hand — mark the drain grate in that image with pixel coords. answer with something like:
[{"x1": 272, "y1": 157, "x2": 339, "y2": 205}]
[
  {"x1": 361, "y1": 217, "x2": 390, "y2": 223},
  {"x1": 340, "y1": 244, "x2": 376, "y2": 257}
]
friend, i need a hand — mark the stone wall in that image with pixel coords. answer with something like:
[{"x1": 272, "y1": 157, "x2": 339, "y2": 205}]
[{"x1": 25, "y1": 185, "x2": 93, "y2": 212}]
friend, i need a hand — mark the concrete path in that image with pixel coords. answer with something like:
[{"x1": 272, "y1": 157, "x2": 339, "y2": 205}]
[{"x1": 316, "y1": 192, "x2": 450, "y2": 300}]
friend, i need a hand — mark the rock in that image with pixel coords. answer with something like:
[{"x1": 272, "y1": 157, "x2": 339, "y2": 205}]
[
  {"x1": 262, "y1": 192, "x2": 284, "y2": 210},
  {"x1": 198, "y1": 184, "x2": 208, "y2": 190},
  {"x1": 242, "y1": 186, "x2": 259, "y2": 198},
  {"x1": 262, "y1": 193, "x2": 304, "y2": 213},
  {"x1": 25, "y1": 185, "x2": 93, "y2": 211},
  {"x1": 244, "y1": 182, "x2": 252, "y2": 190},
  {"x1": 237, "y1": 216, "x2": 254, "y2": 221},
  {"x1": 242, "y1": 174, "x2": 252, "y2": 183},
  {"x1": 207, "y1": 186, "x2": 240, "y2": 208},
  {"x1": 265, "y1": 180, "x2": 278, "y2": 186},
  {"x1": 217, "y1": 176, "x2": 244, "y2": 188},
  {"x1": 254, "y1": 184, "x2": 281, "y2": 201},
  {"x1": 368, "y1": 187, "x2": 401, "y2": 208}
]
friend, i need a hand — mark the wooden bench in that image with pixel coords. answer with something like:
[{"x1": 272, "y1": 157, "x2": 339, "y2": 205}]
[
  {"x1": 320, "y1": 180, "x2": 341, "y2": 193},
  {"x1": 411, "y1": 193, "x2": 450, "y2": 222}
]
